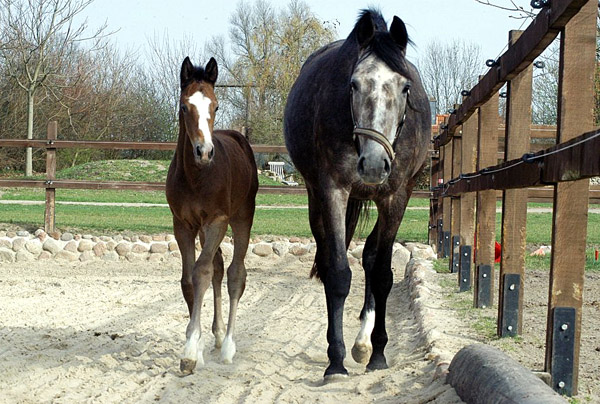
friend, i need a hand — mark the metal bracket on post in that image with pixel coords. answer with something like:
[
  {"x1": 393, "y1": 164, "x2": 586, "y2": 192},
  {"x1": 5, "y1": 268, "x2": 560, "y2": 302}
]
[
  {"x1": 551, "y1": 307, "x2": 576, "y2": 396},
  {"x1": 442, "y1": 231, "x2": 451, "y2": 258},
  {"x1": 500, "y1": 273, "x2": 521, "y2": 337},
  {"x1": 451, "y1": 235, "x2": 460, "y2": 273},
  {"x1": 476, "y1": 264, "x2": 492, "y2": 308},
  {"x1": 459, "y1": 245, "x2": 471, "y2": 292},
  {"x1": 437, "y1": 219, "x2": 444, "y2": 257}
]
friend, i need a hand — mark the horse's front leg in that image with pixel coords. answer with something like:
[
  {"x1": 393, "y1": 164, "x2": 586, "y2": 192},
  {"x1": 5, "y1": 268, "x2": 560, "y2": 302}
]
[
  {"x1": 316, "y1": 185, "x2": 352, "y2": 380},
  {"x1": 180, "y1": 217, "x2": 228, "y2": 375},
  {"x1": 363, "y1": 202, "x2": 405, "y2": 371}
]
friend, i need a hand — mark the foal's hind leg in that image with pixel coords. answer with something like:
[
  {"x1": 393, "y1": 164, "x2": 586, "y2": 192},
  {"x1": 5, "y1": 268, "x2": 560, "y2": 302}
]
[
  {"x1": 211, "y1": 248, "x2": 226, "y2": 348},
  {"x1": 180, "y1": 218, "x2": 228, "y2": 374},
  {"x1": 220, "y1": 215, "x2": 252, "y2": 364}
]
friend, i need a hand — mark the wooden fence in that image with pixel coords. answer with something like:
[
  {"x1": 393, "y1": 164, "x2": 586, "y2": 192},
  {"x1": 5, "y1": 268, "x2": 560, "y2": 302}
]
[{"x1": 429, "y1": 0, "x2": 598, "y2": 396}]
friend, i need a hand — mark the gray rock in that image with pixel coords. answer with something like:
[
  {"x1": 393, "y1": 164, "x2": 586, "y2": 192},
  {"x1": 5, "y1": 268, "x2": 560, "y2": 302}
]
[
  {"x1": 150, "y1": 243, "x2": 168, "y2": 254},
  {"x1": 392, "y1": 244, "x2": 412, "y2": 271},
  {"x1": 43, "y1": 238, "x2": 62, "y2": 254},
  {"x1": 79, "y1": 251, "x2": 95, "y2": 262},
  {"x1": 77, "y1": 239, "x2": 94, "y2": 252},
  {"x1": 63, "y1": 241, "x2": 78, "y2": 253},
  {"x1": 93, "y1": 242, "x2": 107, "y2": 257},
  {"x1": 0, "y1": 239, "x2": 12, "y2": 249},
  {"x1": 131, "y1": 243, "x2": 148, "y2": 254},
  {"x1": 272, "y1": 242, "x2": 289, "y2": 256},
  {"x1": 12, "y1": 238, "x2": 25, "y2": 252},
  {"x1": 115, "y1": 242, "x2": 132, "y2": 256},
  {"x1": 16, "y1": 230, "x2": 29, "y2": 237},
  {"x1": 102, "y1": 251, "x2": 120, "y2": 261},
  {"x1": 25, "y1": 239, "x2": 43, "y2": 255},
  {"x1": 253, "y1": 243, "x2": 273, "y2": 257},
  {"x1": 55, "y1": 250, "x2": 79, "y2": 261},
  {"x1": 16, "y1": 249, "x2": 34, "y2": 261},
  {"x1": 38, "y1": 251, "x2": 52, "y2": 260},
  {"x1": 0, "y1": 247, "x2": 16, "y2": 262},
  {"x1": 61, "y1": 232, "x2": 74, "y2": 241}
]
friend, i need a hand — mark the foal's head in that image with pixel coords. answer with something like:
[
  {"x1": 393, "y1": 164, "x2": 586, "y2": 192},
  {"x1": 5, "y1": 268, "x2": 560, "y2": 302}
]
[
  {"x1": 350, "y1": 14, "x2": 411, "y2": 185},
  {"x1": 179, "y1": 57, "x2": 219, "y2": 165}
]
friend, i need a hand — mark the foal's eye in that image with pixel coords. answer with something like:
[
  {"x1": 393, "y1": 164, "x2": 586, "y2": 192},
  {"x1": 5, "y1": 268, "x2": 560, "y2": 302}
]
[
  {"x1": 350, "y1": 80, "x2": 358, "y2": 92},
  {"x1": 215, "y1": 106, "x2": 219, "y2": 112},
  {"x1": 403, "y1": 83, "x2": 411, "y2": 94},
  {"x1": 181, "y1": 104, "x2": 188, "y2": 113}
]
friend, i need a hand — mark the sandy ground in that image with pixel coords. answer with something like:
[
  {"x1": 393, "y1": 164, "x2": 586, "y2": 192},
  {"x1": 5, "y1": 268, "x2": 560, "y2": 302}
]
[{"x1": 0, "y1": 254, "x2": 463, "y2": 404}]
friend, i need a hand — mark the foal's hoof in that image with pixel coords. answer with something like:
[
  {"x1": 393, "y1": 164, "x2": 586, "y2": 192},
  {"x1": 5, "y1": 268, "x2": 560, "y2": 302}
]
[
  {"x1": 351, "y1": 343, "x2": 372, "y2": 365},
  {"x1": 180, "y1": 358, "x2": 196, "y2": 375}
]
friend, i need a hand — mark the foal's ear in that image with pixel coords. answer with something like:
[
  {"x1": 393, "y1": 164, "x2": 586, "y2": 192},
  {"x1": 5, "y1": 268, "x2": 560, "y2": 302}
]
[
  {"x1": 390, "y1": 16, "x2": 409, "y2": 51},
  {"x1": 356, "y1": 12, "x2": 374, "y2": 49},
  {"x1": 180, "y1": 56, "x2": 194, "y2": 88},
  {"x1": 205, "y1": 57, "x2": 218, "y2": 85}
]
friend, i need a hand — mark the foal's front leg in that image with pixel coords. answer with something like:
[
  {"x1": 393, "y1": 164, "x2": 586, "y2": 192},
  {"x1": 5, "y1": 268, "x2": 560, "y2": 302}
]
[{"x1": 180, "y1": 218, "x2": 228, "y2": 375}]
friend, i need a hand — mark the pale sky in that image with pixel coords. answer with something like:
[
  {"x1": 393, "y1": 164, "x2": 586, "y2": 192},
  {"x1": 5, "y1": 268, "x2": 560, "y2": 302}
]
[{"x1": 79, "y1": 0, "x2": 535, "y2": 63}]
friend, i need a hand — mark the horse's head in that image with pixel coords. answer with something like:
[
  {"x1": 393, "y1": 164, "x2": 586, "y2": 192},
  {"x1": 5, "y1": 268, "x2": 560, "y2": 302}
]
[
  {"x1": 350, "y1": 15, "x2": 411, "y2": 185},
  {"x1": 179, "y1": 56, "x2": 219, "y2": 165}
]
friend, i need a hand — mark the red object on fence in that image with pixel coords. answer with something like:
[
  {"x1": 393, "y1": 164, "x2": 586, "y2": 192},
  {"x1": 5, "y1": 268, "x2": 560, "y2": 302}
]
[{"x1": 595, "y1": 249, "x2": 599, "y2": 262}]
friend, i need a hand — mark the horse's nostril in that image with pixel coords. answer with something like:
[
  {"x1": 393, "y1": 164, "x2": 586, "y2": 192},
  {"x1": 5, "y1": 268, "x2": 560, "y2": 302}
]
[
  {"x1": 196, "y1": 145, "x2": 202, "y2": 157},
  {"x1": 384, "y1": 158, "x2": 391, "y2": 175},
  {"x1": 208, "y1": 148, "x2": 215, "y2": 159},
  {"x1": 357, "y1": 156, "x2": 365, "y2": 174}
]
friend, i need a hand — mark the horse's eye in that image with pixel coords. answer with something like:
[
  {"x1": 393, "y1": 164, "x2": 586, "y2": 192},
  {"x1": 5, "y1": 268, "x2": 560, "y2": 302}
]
[
  {"x1": 215, "y1": 106, "x2": 219, "y2": 112},
  {"x1": 181, "y1": 104, "x2": 188, "y2": 113},
  {"x1": 350, "y1": 80, "x2": 358, "y2": 92},
  {"x1": 403, "y1": 83, "x2": 411, "y2": 94}
]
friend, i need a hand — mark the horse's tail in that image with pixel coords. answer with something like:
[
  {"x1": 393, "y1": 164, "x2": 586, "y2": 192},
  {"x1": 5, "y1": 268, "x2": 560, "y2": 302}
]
[{"x1": 310, "y1": 197, "x2": 371, "y2": 280}]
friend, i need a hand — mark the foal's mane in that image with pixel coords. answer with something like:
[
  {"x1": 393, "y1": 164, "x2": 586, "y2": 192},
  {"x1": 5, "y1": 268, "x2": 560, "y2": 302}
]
[
  {"x1": 348, "y1": 9, "x2": 413, "y2": 81},
  {"x1": 181, "y1": 63, "x2": 209, "y2": 89}
]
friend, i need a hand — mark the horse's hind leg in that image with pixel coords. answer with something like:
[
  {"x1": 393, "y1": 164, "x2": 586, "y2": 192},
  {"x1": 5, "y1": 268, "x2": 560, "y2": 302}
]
[
  {"x1": 220, "y1": 214, "x2": 252, "y2": 364},
  {"x1": 180, "y1": 217, "x2": 228, "y2": 374},
  {"x1": 211, "y1": 247, "x2": 226, "y2": 348}
]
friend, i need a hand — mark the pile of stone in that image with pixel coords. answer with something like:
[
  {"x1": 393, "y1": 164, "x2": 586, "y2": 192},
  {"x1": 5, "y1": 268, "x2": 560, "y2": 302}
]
[{"x1": 0, "y1": 229, "x2": 436, "y2": 265}]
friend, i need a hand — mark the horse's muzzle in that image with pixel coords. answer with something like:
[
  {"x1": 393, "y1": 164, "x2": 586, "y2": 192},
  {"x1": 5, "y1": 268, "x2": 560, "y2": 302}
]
[
  {"x1": 193, "y1": 143, "x2": 214, "y2": 164},
  {"x1": 357, "y1": 154, "x2": 391, "y2": 185}
]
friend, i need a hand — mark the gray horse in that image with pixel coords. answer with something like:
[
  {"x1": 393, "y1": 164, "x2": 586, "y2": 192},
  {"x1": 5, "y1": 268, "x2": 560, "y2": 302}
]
[{"x1": 283, "y1": 9, "x2": 430, "y2": 379}]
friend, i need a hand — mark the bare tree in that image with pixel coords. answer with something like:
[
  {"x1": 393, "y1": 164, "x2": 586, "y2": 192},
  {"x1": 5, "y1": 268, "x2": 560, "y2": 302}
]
[
  {"x1": 417, "y1": 39, "x2": 484, "y2": 115},
  {"x1": 0, "y1": 0, "x2": 110, "y2": 175},
  {"x1": 474, "y1": 0, "x2": 536, "y2": 19},
  {"x1": 211, "y1": 0, "x2": 336, "y2": 144}
]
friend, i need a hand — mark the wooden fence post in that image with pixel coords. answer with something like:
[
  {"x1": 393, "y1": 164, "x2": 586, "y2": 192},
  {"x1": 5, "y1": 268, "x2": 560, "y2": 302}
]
[
  {"x1": 459, "y1": 111, "x2": 478, "y2": 289},
  {"x1": 44, "y1": 121, "x2": 57, "y2": 234},
  {"x1": 545, "y1": 0, "x2": 596, "y2": 395},
  {"x1": 449, "y1": 105, "x2": 462, "y2": 273},
  {"x1": 474, "y1": 93, "x2": 499, "y2": 307},
  {"x1": 498, "y1": 30, "x2": 532, "y2": 337},
  {"x1": 441, "y1": 142, "x2": 453, "y2": 258}
]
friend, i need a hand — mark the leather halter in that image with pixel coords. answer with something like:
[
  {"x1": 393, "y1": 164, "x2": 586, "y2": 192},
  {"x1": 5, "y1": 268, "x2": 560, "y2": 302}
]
[{"x1": 351, "y1": 92, "x2": 408, "y2": 162}]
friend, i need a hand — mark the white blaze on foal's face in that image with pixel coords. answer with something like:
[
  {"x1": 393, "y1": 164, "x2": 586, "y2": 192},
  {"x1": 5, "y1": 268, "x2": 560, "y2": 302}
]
[{"x1": 188, "y1": 90, "x2": 215, "y2": 148}]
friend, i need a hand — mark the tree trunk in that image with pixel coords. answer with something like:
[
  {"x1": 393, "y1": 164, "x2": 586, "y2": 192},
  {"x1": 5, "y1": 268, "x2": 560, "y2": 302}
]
[{"x1": 25, "y1": 90, "x2": 34, "y2": 177}]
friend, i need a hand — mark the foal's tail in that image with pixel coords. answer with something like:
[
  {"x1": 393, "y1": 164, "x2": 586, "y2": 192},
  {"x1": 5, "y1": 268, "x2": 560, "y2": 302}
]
[{"x1": 310, "y1": 197, "x2": 371, "y2": 280}]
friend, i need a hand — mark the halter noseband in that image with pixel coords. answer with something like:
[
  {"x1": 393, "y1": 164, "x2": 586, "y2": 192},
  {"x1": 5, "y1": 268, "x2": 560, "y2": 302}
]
[{"x1": 351, "y1": 93, "x2": 408, "y2": 162}]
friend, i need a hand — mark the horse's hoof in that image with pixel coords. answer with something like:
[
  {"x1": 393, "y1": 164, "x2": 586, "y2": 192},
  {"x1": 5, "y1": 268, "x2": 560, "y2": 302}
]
[
  {"x1": 366, "y1": 357, "x2": 388, "y2": 372},
  {"x1": 323, "y1": 372, "x2": 349, "y2": 384},
  {"x1": 351, "y1": 343, "x2": 372, "y2": 364},
  {"x1": 323, "y1": 364, "x2": 348, "y2": 383},
  {"x1": 180, "y1": 358, "x2": 196, "y2": 375}
]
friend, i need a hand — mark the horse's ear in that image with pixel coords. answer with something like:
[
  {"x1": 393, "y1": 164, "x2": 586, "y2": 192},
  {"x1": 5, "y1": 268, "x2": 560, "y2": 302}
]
[
  {"x1": 356, "y1": 12, "x2": 374, "y2": 49},
  {"x1": 390, "y1": 16, "x2": 408, "y2": 51},
  {"x1": 205, "y1": 57, "x2": 218, "y2": 85},
  {"x1": 180, "y1": 56, "x2": 194, "y2": 88}
]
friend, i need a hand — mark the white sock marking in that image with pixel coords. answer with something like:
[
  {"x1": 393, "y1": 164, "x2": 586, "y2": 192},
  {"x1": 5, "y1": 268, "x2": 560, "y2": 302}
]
[{"x1": 220, "y1": 334, "x2": 236, "y2": 364}]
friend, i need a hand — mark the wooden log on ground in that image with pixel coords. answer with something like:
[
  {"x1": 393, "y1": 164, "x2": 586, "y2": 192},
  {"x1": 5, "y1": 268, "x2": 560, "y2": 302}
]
[{"x1": 447, "y1": 344, "x2": 566, "y2": 404}]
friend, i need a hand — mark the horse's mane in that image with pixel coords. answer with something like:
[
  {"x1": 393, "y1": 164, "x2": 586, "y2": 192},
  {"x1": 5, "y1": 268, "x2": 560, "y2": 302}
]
[
  {"x1": 181, "y1": 63, "x2": 208, "y2": 88},
  {"x1": 348, "y1": 9, "x2": 413, "y2": 80}
]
